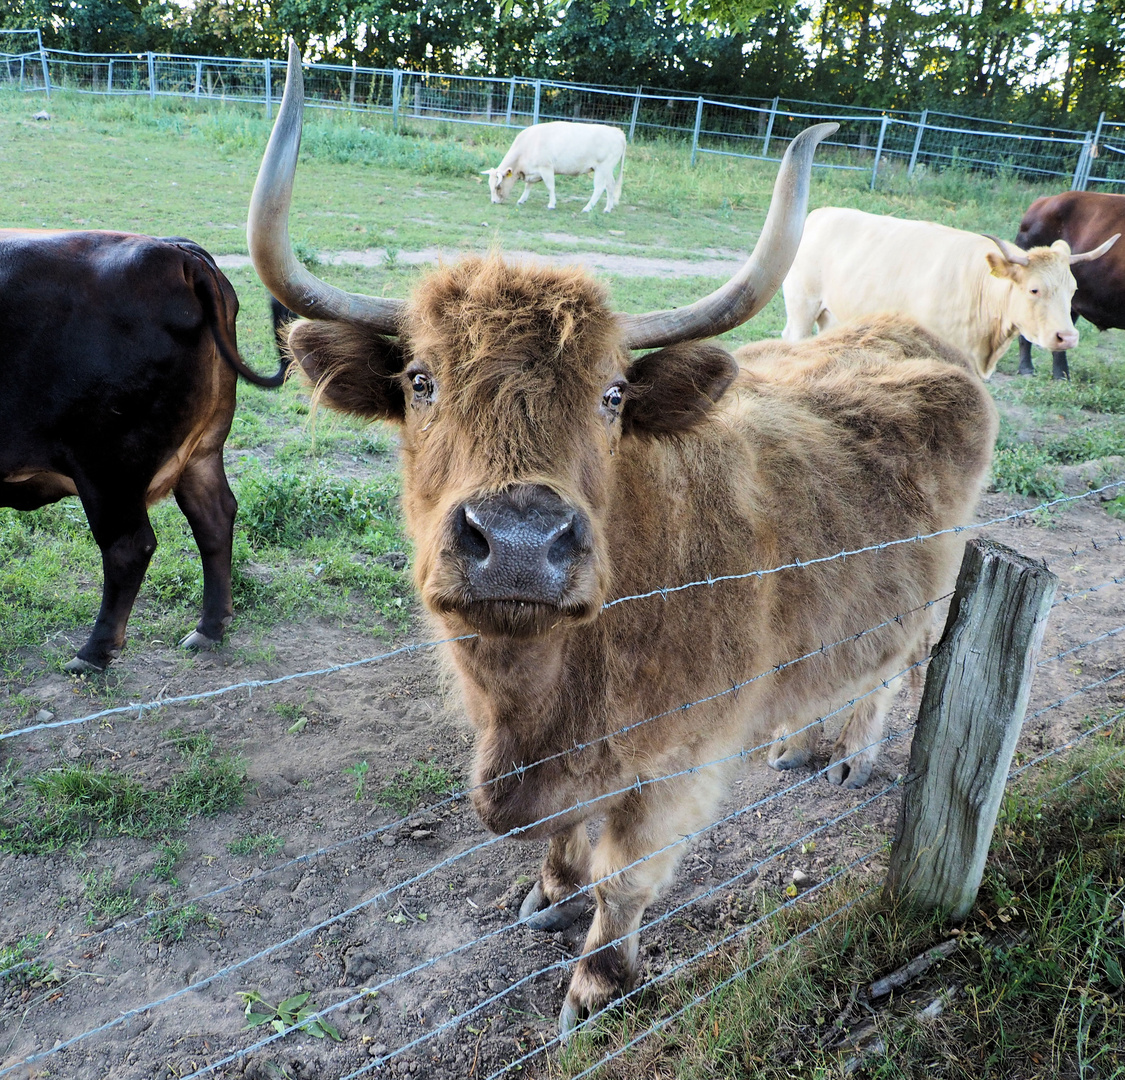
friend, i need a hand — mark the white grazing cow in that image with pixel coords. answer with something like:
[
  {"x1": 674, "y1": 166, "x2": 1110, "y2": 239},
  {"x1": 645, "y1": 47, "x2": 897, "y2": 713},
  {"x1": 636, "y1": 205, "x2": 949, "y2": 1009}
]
[
  {"x1": 483, "y1": 121, "x2": 627, "y2": 212},
  {"x1": 782, "y1": 207, "x2": 1119, "y2": 378}
]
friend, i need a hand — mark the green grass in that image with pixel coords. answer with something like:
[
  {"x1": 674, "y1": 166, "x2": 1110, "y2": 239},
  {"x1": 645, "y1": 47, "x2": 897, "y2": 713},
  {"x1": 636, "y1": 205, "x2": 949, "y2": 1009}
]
[
  {"x1": 226, "y1": 832, "x2": 285, "y2": 858},
  {"x1": 0, "y1": 730, "x2": 246, "y2": 856},
  {"x1": 0, "y1": 932, "x2": 56, "y2": 986},
  {"x1": 1, "y1": 84, "x2": 1123, "y2": 688},
  {"x1": 557, "y1": 735, "x2": 1125, "y2": 1079},
  {"x1": 375, "y1": 759, "x2": 458, "y2": 816}
]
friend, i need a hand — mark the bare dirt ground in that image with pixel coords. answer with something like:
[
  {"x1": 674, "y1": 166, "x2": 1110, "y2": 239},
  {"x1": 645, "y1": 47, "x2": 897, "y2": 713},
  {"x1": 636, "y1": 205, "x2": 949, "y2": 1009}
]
[{"x1": 2, "y1": 355, "x2": 1124, "y2": 1079}]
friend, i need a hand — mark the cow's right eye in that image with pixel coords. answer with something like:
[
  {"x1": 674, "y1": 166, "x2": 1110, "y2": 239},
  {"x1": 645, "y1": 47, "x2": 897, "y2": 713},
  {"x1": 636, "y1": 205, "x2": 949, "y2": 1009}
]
[{"x1": 410, "y1": 371, "x2": 435, "y2": 402}]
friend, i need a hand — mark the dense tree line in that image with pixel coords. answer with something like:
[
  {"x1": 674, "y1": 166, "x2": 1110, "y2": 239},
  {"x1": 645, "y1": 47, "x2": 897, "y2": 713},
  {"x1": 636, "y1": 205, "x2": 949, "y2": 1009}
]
[{"x1": 3, "y1": 0, "x2": 1123, "y2": 125}]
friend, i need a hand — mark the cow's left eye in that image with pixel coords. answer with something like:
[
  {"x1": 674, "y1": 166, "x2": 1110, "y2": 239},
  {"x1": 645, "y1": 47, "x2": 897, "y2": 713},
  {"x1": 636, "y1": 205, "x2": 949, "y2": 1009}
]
[
  {"x1": 1029, "y1": 287, "x2": 1040, "y2": 295},
  {"x1": 602, "y1": 383, "x2": 625, "y2": 416}
]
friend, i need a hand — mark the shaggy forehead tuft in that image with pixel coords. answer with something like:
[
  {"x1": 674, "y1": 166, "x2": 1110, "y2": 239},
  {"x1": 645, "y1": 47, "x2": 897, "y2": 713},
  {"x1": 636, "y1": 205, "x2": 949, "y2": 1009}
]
[{"x1": 405, "y1": 255, "x2": 623, "y2": 412}]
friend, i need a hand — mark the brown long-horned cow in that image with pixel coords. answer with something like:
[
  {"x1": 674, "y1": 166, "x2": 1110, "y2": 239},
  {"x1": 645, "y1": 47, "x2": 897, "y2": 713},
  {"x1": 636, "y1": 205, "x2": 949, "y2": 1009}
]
[{"x1": 250, "y1": 43, "x2": 997, "y2": 1033}]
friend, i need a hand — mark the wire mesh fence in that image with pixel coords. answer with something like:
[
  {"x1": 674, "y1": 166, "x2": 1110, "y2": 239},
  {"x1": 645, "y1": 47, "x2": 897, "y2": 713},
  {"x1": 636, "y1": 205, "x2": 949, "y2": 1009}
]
[
  {"x1": 1, "y1": 474, "x2": 1122, "y2": 1077},
  {"x1": 2, "y1": 35, "x2": 1125, "y2": 191}
]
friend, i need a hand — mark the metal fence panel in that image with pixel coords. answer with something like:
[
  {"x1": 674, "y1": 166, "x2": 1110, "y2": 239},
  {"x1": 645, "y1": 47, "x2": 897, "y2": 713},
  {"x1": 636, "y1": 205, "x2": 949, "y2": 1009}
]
[{"x1": 2, "y1": 37, "x2": 1123, "y2": 188}]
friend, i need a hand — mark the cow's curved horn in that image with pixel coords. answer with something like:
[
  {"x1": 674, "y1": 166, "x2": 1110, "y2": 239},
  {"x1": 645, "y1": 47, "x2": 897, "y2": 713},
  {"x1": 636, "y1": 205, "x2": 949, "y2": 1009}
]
[
  {"x1": 616, "y1": 122, "x2": 838, "y2": 350},
  {"x1": 984, "y1": 235, "x2": 1030, "y2": 266},
  {"x1": 248, "y1": 41, "x2": 405, "y2": 331},
  {"x1": 1070, "y1": 232, "x2": 1120, "y2": 264}
]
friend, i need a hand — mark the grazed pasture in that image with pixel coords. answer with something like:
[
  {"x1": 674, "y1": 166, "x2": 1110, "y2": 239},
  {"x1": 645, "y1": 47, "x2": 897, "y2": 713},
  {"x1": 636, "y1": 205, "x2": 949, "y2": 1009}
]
[{"x1": 1, "y1": 89, "x2": 1123, "y2": 1079}]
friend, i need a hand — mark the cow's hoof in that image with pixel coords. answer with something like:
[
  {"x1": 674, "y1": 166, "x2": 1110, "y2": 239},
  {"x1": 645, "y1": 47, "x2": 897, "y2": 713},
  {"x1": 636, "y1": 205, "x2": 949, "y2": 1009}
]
[
  {"x1": 179, "y1": 629, "x2": 221, "y2": 651},
  {"x1": 558, "y1": 997, "x2": 588, "y2": 1042},
  {"x1": 1017, "y1": 367, "x2": 1035, "y2": 376},
  {"x1": 827, "y1": 747, "x2": 874, "y2": 789},
  {"x1": 768, "y1": 740, "x2": 811, "y2": 771},
  {"x1": 64, "y1": 655, "x2": 106, "y2": 676},
  {"x1": 519, "y1": 881, "x2": 589, "y2": 931}
]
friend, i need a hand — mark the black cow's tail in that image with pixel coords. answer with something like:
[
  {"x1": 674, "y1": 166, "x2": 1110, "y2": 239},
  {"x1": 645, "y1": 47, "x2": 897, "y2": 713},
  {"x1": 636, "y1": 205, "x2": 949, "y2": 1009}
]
[{"x1": 166, "y1": 237, "x2": 289, "y2": 389}]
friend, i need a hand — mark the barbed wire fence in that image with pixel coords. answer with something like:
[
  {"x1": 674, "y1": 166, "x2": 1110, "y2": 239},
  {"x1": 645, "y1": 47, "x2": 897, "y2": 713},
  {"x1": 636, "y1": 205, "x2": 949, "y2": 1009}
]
[
  {"x1": 1, "y1": 476, "x2": 1123, "y2": 1077},
  {"x1": 2, "y1": 33, "x2": 1124, "y2": 192}
]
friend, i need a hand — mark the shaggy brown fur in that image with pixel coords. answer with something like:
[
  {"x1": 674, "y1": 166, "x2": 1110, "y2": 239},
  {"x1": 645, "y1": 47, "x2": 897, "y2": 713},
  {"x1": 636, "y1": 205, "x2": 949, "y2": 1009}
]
[{"x1": 287, "y1": 257, "x2": 997, "y2": 1029}]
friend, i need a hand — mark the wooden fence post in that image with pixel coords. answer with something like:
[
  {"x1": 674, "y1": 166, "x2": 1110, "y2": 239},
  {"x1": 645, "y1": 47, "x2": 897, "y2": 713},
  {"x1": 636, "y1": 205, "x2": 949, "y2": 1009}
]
[{"x1": 885, "y1": 539, "x2": 1058, "y2": 921}]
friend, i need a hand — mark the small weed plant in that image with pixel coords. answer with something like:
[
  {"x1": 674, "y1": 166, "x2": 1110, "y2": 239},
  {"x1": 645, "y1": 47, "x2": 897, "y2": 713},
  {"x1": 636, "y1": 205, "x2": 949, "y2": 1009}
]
[
  {"x1": 375, "y1": 759, "x2": 457, "y2": 816},
  {"x1": 239, "y1": 989, "x2": 342, "y2": 1041}
]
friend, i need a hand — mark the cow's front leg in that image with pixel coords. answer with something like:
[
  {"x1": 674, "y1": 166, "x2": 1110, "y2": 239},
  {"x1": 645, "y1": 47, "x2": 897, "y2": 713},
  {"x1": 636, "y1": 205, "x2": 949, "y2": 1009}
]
[
  {"x1": 827, "y1": 679, "x2": 898, "y2": 788},
  {"x1": 541, "y1": 168, "x2": 558, "y2": 209},
  {"x1": 1051, "y1": 350, "x2": 1070, "y2": 381},
  {"x1": 1017, "y1": 334, "x2": 1036, "y2": 375},
  {"x1": 560, "y1": 771, "x2": 724, "y2": 1035},
  {"x1": 767, "y1": 720, "x2": 817, "y2": 771},
  {"x1": 173, "y1": 449, "x2": 237, "y2": 650},
  {"x1": 519, "y1": 822, "x2": 593, "y2": 930}
]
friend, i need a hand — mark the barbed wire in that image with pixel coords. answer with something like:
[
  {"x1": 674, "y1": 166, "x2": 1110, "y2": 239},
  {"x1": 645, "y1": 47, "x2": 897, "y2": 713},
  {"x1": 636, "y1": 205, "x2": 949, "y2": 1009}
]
[
  {"x1": 1023, "y1": 668, "x2": 1125, "y2": 725},
  {"x1": 1038, "y1": 624, "x2": 1125, "y2": 666},
  {"x1": 0, "y1": 633, "x2": 479, "y2": 742},
  {"x1": 1009, "y1": 707, "x2": 1125, "y2": 782},
  {"x1": 0, "y1": 684, "x2": 915, "y2": 1074},
  {"x1": 188, "y1": 777, "x2": 905, "y2": 1080},
  {"x1": 4, "y1": 476, "x2": 1122, "y2": 747},
  {"x1": 0, "y1": 597, "x2": 940, "y2": 983},
  {"x1": 531, "y1": 881, "x2": 881, "y2": 1080},
  {"x1": 4, "y1": 637, "x2": 1120, "y2": 1071},
  {"x1": 602, "y1": 479, "x2": 1125, "y2": 610},
  {"x1": 1053, "y1": 573, "x2": 1125, "y2": 606},
  {"x1": 1064, "y1": 530, "x2": 1125, "y2": 560}
]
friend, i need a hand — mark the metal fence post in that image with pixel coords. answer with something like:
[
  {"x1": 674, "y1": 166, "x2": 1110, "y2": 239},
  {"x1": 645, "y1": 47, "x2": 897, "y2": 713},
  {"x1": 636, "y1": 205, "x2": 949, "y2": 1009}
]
[
  {"x1": 761, "y1": 96, "x2": 778, "y2": 156},
  {"x1": 907, "y1": 108, "x2": 927, "y2": 176},
  {"x1": 628, "y1": 85, "x2": 641, "y2": 142},
  {"x1": 1072, "y1": 132, "x2": 1093, "y2": 190},
  {"x1": 39, "y1": 46, "x2": 51, "y2": 100},
  {"x1": 264, "y1": 57, "x2": 272, "y2": 119},
  {"x1": 532, "y1": 80, "x2": 541, "y2": 125},
  {"x1": 870, "y1": 115, "x2": 889, "y2": 190},
  {"x1": 194, "y1": 60, "x2": 201, "y2": 99},
  {"x1": 505, "y1": 76, "x2": 515, "y2": 125},
  {"x1": 147, "y1": 51, "x2": 155, "y2": 99},
  {"x1": 690, "y1": 96, "x2": 704, "y2": 166},
  {"x1": 107, "y1": 58, "x2": 114, "y2": 94},
  {"x1": 885, "y1": 540, "x2": 1058, "y2": 921},
  {"x1": 1085, "y1": 111, "x2": 1106, "y2": 190},
  {"x1": 392, "y1": 68, "x2": 401, "y2": 130}
]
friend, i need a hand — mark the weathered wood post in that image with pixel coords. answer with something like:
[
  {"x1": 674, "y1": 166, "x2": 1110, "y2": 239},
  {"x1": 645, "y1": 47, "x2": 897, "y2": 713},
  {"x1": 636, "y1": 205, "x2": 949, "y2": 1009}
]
[{"x1": 885, "y1": 539, "x2": 1058, "y2": 921}]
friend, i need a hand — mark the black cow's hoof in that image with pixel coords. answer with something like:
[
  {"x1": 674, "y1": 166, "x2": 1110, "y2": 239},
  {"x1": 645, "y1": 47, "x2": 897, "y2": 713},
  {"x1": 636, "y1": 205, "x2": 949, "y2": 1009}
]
[
  {"x1": 179, "y1": 629, "x2": 221, "y2": 651},
  {"x1": 64, "y1": 656, "x2": 106, "y2": 675},
  {"x1": 519, "y1": 881, "x2": 590, "y2": 931}
]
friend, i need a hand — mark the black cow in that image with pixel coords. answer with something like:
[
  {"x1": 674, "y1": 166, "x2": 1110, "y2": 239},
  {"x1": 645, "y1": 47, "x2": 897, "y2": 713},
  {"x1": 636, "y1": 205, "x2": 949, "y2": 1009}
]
[
  {"x1": 0, "y1": 230, "x2": 287, "y2": 673},
  {"x1": 1015, "y1": 191, "x2": 1124, "y2": 379}
]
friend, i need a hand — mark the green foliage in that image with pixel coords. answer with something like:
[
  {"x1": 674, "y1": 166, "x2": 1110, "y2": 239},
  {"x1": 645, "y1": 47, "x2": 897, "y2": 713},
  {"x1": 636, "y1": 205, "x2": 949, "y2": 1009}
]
[
  {"x1": 345, "y1": 760, "x2": 370, "y2": 801},
  {"x1": 152, "y1": 838, "x2": 187, "y2": 883},
  {"x1": 81, "y1": 867, "x2": 141, "y2": 925},
  {"x1": 0, "y1": 932, "x2": 56, "y2": 986},
  {"x1": 226, "y1": 832, "x2": 285, "y2": 858},
  {"x1": 145, "y1": 899, "x2": 219, "y2": 943},
  {"x1": 0, "y1": 735, "x2": 245, "y2": 855},
  {"x1": 236, "y1": 466, "x2": 401, "y2": 548},
  {"x1": 238, "y1": 989, "x2": 342, "y2": 1042},
  {"x1": 375, "y1": 760, "x2": 457, "y2": 816},
  {"x1": 991, "y1": 443, "x2": 1063, "y2": 499}
]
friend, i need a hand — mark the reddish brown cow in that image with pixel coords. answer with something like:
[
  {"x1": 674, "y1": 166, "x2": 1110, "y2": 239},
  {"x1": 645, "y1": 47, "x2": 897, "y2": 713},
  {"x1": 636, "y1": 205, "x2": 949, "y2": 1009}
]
[
  {"x1": 1015, "y1": 191, "x2": 1125, "y2": 379},
  {"x1": 0, "y1": 231, "x2": 286, "y2": 672},
  {"x1": 248, "y1": 44, "x2": 996, "y2": 1032}
]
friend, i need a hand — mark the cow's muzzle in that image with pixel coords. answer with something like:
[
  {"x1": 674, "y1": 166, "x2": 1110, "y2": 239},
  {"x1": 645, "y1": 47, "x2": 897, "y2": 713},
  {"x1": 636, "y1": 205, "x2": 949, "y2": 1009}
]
[{"x1": 451, "y1": 485, "x2": 591, "y2": 606}]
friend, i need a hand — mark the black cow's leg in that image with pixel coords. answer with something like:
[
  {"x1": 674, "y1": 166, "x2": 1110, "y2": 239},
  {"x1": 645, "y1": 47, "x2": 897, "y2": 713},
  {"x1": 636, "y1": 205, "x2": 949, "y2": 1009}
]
[
  {"x1": 173, "y1": 450, "x2": 236, "y2": 650},
  {"x1": 1017, "y1": 335, "x2": 1035, "y2": 375},
  {"x1": 1052, "y1": 351, "x2": 1070, "y2": 381},
  {"x1": 71, "y1": 489, "x2": 157, "y2": 673}
]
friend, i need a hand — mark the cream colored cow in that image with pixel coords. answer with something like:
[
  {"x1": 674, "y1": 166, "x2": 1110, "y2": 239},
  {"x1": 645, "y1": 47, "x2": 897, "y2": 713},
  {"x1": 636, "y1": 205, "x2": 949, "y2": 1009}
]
[{"x1": 782, "y1": 206, "x2": 1118, "y2": 378}]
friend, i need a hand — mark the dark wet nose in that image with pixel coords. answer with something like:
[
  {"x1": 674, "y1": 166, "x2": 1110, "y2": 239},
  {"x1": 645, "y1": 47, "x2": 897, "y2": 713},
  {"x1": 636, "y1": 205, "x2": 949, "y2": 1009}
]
[{"x1": 452, "y1": 486, "x2": 590, "y2": 603}]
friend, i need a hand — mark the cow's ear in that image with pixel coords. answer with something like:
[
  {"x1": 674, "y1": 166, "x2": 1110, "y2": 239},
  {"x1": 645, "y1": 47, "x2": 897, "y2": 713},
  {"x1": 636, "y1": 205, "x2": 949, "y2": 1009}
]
[
  {"x1": 621, "y1": 342, "x2": 738, "y2": 438},
  {"x1": 288, "y1": 319, "x2": 407, "y2": 423},
  {"x1": 986, "y1": 251, "x2": 1020, "y2": 280}
]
